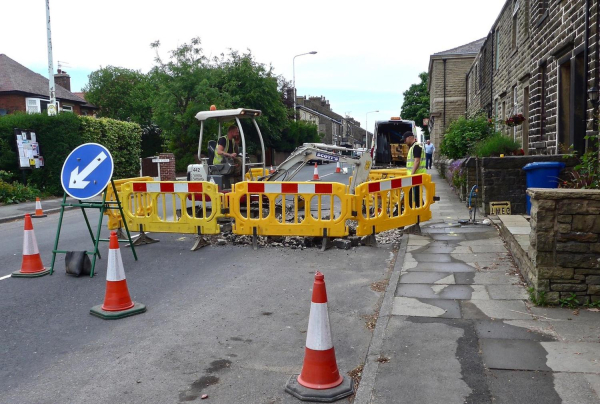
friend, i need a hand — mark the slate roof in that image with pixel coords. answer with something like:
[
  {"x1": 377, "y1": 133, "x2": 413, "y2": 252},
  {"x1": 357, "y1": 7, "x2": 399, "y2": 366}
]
[
  {"x1": 0, "y1": 54, "x2": 86, "y2": 103},
  {"x1": 433, "y1": 38, "x2": 486, "y2": 56}
]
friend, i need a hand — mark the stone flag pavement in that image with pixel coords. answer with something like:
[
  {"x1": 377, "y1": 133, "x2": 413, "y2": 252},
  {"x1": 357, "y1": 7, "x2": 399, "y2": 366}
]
[{"x1": 355, "y1": 170, "x2": 600, "y2": 404}]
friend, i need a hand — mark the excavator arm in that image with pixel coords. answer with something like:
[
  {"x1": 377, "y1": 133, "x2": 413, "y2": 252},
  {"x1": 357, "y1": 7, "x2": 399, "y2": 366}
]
[{"x1": 264, "y1": 143, "x2": 373, "y2": 194}]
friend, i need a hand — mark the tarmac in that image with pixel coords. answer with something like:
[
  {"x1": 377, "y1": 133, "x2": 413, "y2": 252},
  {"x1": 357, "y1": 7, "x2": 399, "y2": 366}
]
[
  {"x1": 2, "y1": 171, "x2": 600, "y2": 403},
  {"x1": 355, "y1": 169, "x2": 600, "y2": 404}
]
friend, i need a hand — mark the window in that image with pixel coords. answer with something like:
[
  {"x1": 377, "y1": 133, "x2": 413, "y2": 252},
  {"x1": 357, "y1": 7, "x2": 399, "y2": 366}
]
[
  {"x1": 513, "y1": 86, "x2": 518, "y2": 139},
  {"x1": 26, "y1": 99, "x2": 40, "y2": 114},
  {"x1": 494, "y1": 99, "x2": 500, "y2": 131},
  {"x1": 25, "y1": 98, "x2": 59, "y2": 114},
  {"x1": 475, "y1": 63, "x2": 479, "y2": 89},
  {"x1": 61, "y1": 105, "x2": 73, "y2": 113},
  {"x1": 479, "y1": 50, "x2": 486, "y2": 89},
  {"x1": 512, "y1": 1, "x2": 519, "y2": 49},
  {"x1": 495, "y1": 30, "x2": 500, "y2": 70}
]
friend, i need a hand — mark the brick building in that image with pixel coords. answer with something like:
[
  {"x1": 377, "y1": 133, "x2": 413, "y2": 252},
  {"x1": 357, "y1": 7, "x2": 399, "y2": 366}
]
[
  {"x1": 464, "y1": 0, "x2": 599, "y2": 156},
  {"x1": 428, "y1": 38, "x2": 486, "y2": 159},
  {"x1": 296, "y1": 95, "x2": 368, "y2": 146},
  {"x1": 0, "y1": 54, "x2": 96, "y2": 116}
]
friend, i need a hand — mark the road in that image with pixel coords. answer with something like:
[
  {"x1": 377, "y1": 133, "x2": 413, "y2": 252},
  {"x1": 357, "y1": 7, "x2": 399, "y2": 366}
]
[{"x1": 0, "y1": 164, "x2": 393, "y2": 404}]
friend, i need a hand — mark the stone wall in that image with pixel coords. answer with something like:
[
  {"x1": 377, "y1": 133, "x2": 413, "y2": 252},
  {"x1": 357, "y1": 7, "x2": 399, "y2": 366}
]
[
  {"x1": 463, "y1": 0, "x2": 599, "y2": 156},
  {"x1": 528, "y1": 188, "x2": 600, "y2": 305},
  {"x1": 479, "y1": 155, "x2": 577, "y2": 214},
  {"x1": 439, "y1": 155, "x2": 577, "y2": 214}
]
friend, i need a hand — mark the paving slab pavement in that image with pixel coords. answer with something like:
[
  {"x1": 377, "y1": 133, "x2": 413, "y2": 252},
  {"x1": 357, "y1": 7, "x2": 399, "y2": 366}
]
[{"x1": 355, "y1": 169, "x2": 600, "y2": 404}]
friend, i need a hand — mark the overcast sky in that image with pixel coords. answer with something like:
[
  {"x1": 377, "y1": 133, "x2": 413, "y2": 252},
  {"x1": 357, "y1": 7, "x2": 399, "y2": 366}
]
[{"x1": 3, "y1": 0, "x2": 506, "y2": 130}]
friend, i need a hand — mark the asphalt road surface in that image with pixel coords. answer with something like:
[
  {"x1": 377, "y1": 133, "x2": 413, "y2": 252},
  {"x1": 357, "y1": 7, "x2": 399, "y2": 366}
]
[{"x1": 0, "y1": 164, "x2": 393, "y2": 404}]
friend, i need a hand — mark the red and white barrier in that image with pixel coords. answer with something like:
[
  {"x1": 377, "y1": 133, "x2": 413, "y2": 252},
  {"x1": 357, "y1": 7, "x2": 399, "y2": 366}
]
[
  {"x1": 247, "y1": 182, "x2": 333, "y2": 194},
  {"x1": 132, "y1": 182, "x2": 204, "y2": 193},
  {"x1": 367, "y1": 174, "x2": 423, "y2": 193}
]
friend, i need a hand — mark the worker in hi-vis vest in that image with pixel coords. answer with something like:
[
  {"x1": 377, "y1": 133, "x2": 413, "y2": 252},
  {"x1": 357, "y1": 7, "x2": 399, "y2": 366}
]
[
  {"x1": 403, "y1": 131, "x2": 426, "y2": 208},
  {"x1": 214, "y1": 125, "x2": 242, "y2": 177}
]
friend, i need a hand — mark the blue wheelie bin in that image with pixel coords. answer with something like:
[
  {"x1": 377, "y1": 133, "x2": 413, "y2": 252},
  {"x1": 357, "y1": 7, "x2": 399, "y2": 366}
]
[{"x1": 522, "y1": 161, "x2": 566, "y2": 214}]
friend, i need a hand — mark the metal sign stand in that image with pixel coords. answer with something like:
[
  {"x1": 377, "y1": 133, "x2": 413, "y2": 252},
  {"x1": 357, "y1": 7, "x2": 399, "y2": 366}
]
[{"x1": 49, "y1": 179, "x2": 137, "y2": 277}]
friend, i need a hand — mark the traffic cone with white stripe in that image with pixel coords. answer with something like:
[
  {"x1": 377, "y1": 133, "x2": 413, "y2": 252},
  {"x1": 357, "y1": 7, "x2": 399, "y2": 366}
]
[
  {"x1": 285, "y1": 271, "x2": 354, "y2": 402},
  {"x1": 335, "y1": 161, "x2": 341, "y2": 174},
  {"x1": 12, "y1": 214, "x2": 50, "y2": 278},
  {"x1": 90, "y1": 231, "x2": 146, "y2": 320},
  {"x1": 312, "y1": 163, "x2": 320, "y2": 181},
  {"x1": 270, "y1": 165, "x2": 275, "y2": 174},
  {"x1": 32, "y1": 197, "x2": 47, "y2": 218}
]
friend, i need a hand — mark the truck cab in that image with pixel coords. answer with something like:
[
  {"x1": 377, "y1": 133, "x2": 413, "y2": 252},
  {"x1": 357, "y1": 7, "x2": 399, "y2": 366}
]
[{"x1": 371, "y1": 117, "x2": 419, "y2": 167}]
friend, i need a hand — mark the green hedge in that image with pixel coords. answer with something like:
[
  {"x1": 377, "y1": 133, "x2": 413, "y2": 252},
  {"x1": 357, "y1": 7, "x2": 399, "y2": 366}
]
[{"x1": 0, "y1": 113, "x2": 141, "y2": 195}]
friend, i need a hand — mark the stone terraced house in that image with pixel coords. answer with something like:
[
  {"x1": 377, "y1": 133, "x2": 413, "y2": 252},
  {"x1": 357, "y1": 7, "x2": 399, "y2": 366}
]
[
  {"x1": 428, "y1": 38, "x2": 486, "y2": 160},
  {"x1": 461, "y1": 0, "x2": 599, "y2": 156}
]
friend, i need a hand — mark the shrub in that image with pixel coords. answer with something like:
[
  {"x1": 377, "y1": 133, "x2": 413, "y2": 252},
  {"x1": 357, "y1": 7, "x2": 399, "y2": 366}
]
[
  {"x1": 0, "y1": 113, "x2": 142, "y2": 195},
  {"x1": 447, "y1": 159, "x2": 466, "y2": 191},
  {"x1": 0, "y1": 170, "x2": 44, "y2": 204},
  {"x1": 440, "y1": 115, "x2": 495, "y2": 159},
  {"x1": 472, "y1": 134, "x2": 521, "y2": 157},
  {"x1": 561, "y1": 135, "x2": 600, "y2": 189}
]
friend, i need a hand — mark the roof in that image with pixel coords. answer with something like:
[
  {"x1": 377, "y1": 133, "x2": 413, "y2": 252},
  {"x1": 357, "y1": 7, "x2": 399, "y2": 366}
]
[
  {"x1": 0, "y1": 54, "x2": 86, "y2": 103},
  {"x1": 432, "y1": 38, "x2": 486, "y2": 57},
  {"x1": 73, "y1": 92, "x2": 97, "y2": 109},
  {"x1": 194, "y1": 108, "x2": 262, "y2": 121},
  {"x1": 297, "y1": 105, "x2": 342, "y2": 125}
]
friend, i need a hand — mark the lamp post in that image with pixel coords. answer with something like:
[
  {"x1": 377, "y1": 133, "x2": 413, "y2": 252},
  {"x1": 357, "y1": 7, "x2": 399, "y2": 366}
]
[
  {"x1": 365, "y1": 110, "x2": 379, "y2": 148},
  {"x1": 293, "y1": 51, "x2": 317, "y2": 122}
]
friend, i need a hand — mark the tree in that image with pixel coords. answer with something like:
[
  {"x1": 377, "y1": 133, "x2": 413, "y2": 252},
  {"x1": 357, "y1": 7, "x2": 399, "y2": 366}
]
[
  {"x1": 400, "y1": 72, "x2": 430, "y2": 137},
  {"x1": 83, "y1": 66, "x2": 155, "y2": 125},
  {"x1": 83, "y1": 66, "x2": 162, "y2": 157}
]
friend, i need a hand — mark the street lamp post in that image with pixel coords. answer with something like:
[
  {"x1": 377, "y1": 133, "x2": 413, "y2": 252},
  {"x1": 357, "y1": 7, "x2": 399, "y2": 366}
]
[
  {"x1": 365, "y1": 110, "x2": 379, "y2": 148},
  {"x1": 293, "y1": 51, "x2": 317, "y2": 122}
]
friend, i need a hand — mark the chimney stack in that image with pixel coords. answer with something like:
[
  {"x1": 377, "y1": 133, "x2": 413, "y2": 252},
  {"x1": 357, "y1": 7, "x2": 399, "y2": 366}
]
[{"x1": 54, "y1": 70, "x2": 71, "y2": 91}]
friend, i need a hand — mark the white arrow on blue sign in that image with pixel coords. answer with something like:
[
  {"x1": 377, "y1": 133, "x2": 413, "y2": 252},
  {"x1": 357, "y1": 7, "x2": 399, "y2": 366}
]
[{"x1": 61, "y1": 143, "x2": 114, "y2": 199}]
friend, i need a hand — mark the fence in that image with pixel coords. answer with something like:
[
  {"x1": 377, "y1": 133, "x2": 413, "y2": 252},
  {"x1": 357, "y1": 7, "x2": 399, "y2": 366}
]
[
  {"x1": 354, "y1": 174, "x2": 435, "y2": 236},
  {"x1": 119, "y1": 181, "x2": 224, "y2": 235},
  {"x1": 228, "y1": 181, "x2": 353, "y2": 238}
]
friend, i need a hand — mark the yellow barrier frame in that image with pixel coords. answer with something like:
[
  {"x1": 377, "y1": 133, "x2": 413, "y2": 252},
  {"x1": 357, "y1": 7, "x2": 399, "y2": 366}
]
[
  {"x1": 229, "y1": 181, "x2": 352, "y2": 238},
  {"x1": 354, "y1": 173, "x2": 436, "y2": 236},
  {"x1": 119, "y1": 181, "x2": 223, "y2": 235},
  {"x1": 104, "y1": 176, "x2": 155, "y2": 230}
]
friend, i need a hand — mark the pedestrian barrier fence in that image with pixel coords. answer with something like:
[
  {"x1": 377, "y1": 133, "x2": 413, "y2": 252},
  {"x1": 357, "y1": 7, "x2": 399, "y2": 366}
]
[
  {"x1": 228, "y1": 181, "x2": 352, "y2": 237},
  {"x1": 353, "y1": 173, "x2": 435, "y2": 236},
  {"x1": 119, "y1": 181, "x2": 223, "y2": 235},
  {"x1": 104, "y1": 177, "x2": 154, "y2": 230}
]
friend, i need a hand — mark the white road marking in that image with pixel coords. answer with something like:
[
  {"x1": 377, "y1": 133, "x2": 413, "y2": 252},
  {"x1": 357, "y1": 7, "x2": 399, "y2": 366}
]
[
  {"x1": 319, "y1": 173, "x2": 335, "y2": 178},
  {"x1": 0, "y1": 274, "x2": 12, "y2": 281}
]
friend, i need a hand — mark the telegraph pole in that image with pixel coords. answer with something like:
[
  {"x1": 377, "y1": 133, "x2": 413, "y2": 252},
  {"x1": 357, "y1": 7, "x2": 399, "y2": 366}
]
[{"x1": 46, "y1": 0, "x2": 57, "y2": 115}]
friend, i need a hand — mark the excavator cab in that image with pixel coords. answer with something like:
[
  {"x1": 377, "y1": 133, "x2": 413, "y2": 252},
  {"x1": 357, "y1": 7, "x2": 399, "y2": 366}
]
[{"x1": 187, "y1": 108, "x2": 267, "y2": 190}]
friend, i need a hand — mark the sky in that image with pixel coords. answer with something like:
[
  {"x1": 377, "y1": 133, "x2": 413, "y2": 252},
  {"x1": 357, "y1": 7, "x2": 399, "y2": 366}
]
[{"x1": 2, "y1": 0, "x2": 507, "y2": 131}]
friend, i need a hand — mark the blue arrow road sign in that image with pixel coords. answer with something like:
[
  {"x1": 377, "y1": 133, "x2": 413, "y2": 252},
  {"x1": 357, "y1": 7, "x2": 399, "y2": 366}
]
[{"x1": 61, "y1": 143, "x2": 114, "y2": 199}]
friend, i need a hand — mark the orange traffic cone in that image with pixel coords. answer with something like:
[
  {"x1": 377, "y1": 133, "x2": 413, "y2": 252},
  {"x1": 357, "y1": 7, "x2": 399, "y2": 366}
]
[
  {"x1": 90, "y1": 232, "x2": 146, "y2": 319},
  {"x1": 335, "y1": 161, "x2": 341, "y2": 174},
  {"x1": 32, "y1": 197, "x2": 47, "y2": 218},
  {"x1": 312, "y1": 163, "x2": 320, "y2": 181},
  {"x1": 285, "y1": 272, "x2": 354, "y2": 402},
  {"x1": 12, "y1": 214, "x2": 50, "y2": 278},
  {"x1": 270, "y1": 165, "x2": 275, "y2": 174}
]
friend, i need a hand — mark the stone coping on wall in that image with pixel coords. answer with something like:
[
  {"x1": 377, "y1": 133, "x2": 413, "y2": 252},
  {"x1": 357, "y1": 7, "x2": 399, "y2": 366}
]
[{"x1": 527, "y1": 188, "x2": 600, "y2": 200}]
